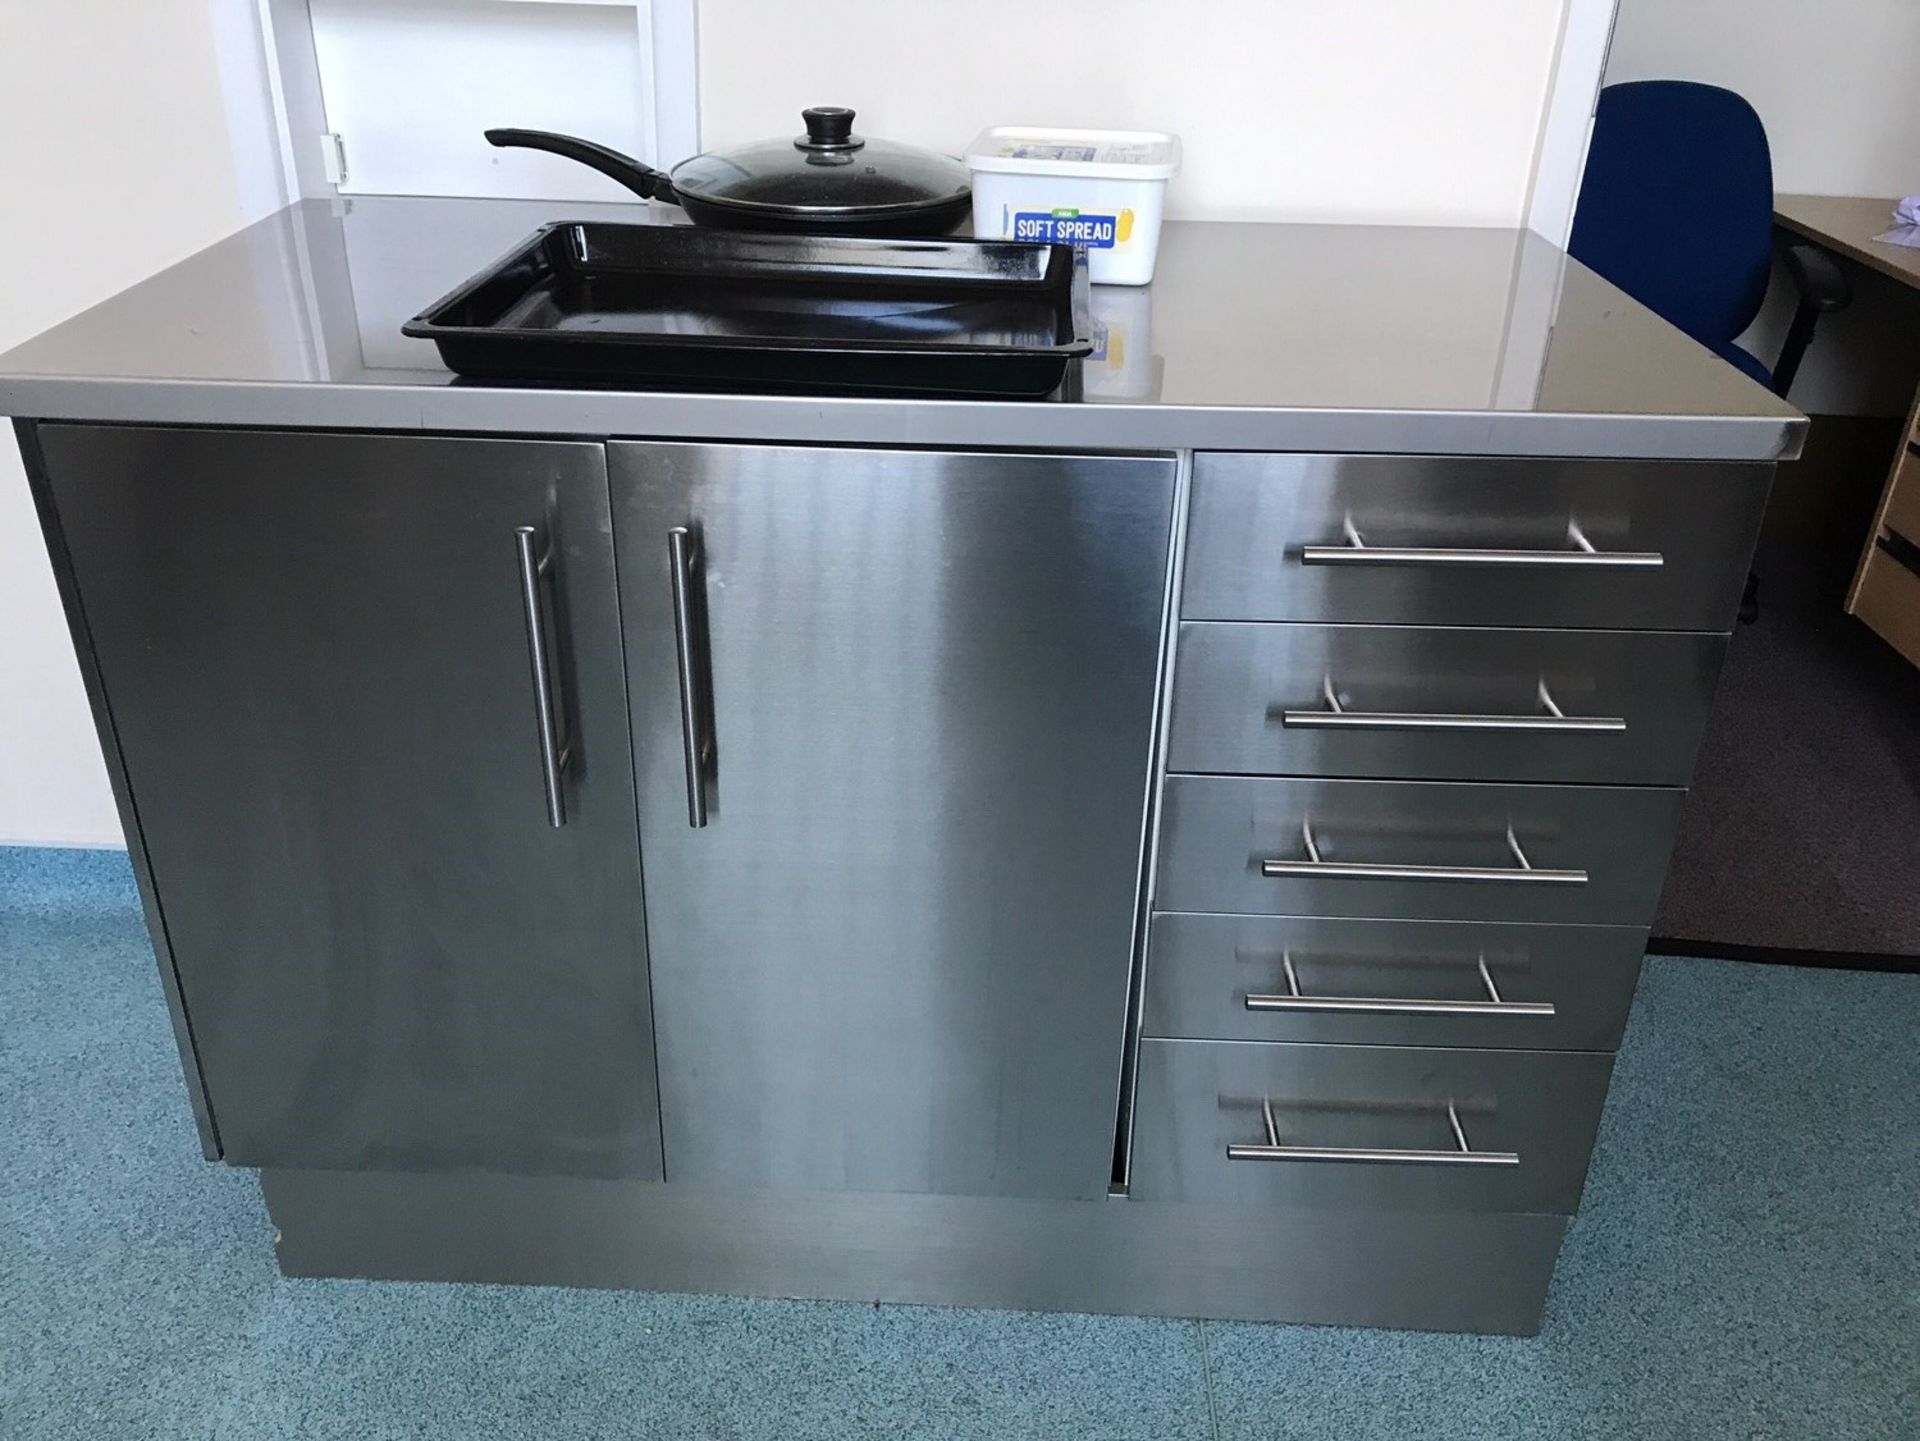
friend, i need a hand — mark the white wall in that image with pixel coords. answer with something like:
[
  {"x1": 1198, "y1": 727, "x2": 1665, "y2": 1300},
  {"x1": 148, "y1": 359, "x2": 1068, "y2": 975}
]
[
  {"x1": 0, "y1": 2, "x2": 284, "y2": 846},
  {"x1": 1605, "y1": 0, "x2": 1920, "y2": 417},
  {"x1": 1606, "y1": 0, "x2": 1920, "y2": 198},
  {"x1": 699, "y1": 0, "x2": 1571, "y2": 227}
]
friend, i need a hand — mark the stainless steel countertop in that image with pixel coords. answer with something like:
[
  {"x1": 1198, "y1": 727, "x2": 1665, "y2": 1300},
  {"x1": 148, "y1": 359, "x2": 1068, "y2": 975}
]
[{"x1": 0, "y1": 196, "x2": 1805, "y2": 461}]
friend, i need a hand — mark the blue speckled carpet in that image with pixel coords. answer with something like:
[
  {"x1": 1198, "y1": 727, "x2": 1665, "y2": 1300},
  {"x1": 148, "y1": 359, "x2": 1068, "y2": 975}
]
[{"x1": 2, "y1": 847, "x2": 1915, "y2": 1440}]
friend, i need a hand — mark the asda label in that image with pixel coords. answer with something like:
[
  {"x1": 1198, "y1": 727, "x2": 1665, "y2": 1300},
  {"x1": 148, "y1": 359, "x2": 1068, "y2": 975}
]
[{"x1": 1012, "y1": 209, "x2": 1119, "y2": 248}]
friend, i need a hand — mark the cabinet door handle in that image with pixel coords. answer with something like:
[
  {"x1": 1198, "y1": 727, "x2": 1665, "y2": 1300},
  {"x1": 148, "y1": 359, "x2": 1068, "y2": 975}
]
[
  {"x1": 1245, "y1": 951, "x2": 1556, "y2": 1018},
  {"x1": 667, "y1": 525, "x2": 712, "y2": 828},
  {"x1": 1227, "y1": 1099, "x2": 1519, "y2": 1168},
  {"x1": 1300, "y1": 516, "x2": 1663, "y2": 570},
  {"x1": 514, "y1": 526, "x2": 571, "y2": 829},
  {"x1": 1281, "y1": 677, "x2": 1625, "y2": 735},
  {"x1": 1260, "y1": 821, "x2": 1587, "y2": 886}
]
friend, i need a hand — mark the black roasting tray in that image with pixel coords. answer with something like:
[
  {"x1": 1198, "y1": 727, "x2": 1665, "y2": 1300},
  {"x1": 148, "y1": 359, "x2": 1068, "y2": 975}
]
[{"x1": 403, "y1": 222, "x2": 1094, "y2": 397}]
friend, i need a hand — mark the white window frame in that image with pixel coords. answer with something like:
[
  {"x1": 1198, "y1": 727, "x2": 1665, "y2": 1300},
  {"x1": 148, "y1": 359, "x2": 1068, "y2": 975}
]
[{"x1": 1526, "y1": 0, "x2": 1622, "y2": 245}]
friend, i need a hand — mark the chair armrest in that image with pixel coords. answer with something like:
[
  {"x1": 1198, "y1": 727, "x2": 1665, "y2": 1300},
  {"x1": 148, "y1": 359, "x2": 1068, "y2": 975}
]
[{"x1": 1784, "y1": 244, "x2": 1851, "y2": 314}]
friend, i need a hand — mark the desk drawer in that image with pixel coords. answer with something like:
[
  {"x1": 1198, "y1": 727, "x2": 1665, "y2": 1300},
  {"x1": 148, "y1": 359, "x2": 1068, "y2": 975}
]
[
  {"x1": 1142, "y1": 914, "x2": 1643, "y2": 1052},
  {"x1": 1167, "y1": 622, "x2": 1725, "y2": 785},
  {"x1": 1130, "y1": 1038, "x2": 1612, "y2": 1214},
  {"x1": 1184, "y1": 453, "x2": 1769, "y2": 629},
  {"x1": 1851, "y1": 538, "x2": 1920, "y2": 669},
  {"x1": 1155, "y1": 775, "x2": 1683, "y2": 925},
  {"x1": 1883, "y1": 446, "x2": 1920, "y2": 544}
]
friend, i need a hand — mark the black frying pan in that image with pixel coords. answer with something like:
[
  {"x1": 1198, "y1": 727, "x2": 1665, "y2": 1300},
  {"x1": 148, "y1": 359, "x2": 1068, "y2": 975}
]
[{"x1": 486, "y1": 109, "x2": 973, "y2": 237}]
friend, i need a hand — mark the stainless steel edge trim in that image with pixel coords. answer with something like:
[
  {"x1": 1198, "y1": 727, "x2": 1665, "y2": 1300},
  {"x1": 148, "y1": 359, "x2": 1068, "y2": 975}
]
[
  {"x1": 16, "y1": 420, "x2": 223, "y2": 1160},
  {"x1": 1113, "y1": 449, "x2": 1193, "y2": 1192},
  {"x1": 0, "y1": 384, "x2": 1806, "y2": 463},
  {"x1": 666, "y1": 525, "x2": 708, "y2": 829},
  {"x1": 514, "y1": 525, "x2": 568, "y2": 828}
]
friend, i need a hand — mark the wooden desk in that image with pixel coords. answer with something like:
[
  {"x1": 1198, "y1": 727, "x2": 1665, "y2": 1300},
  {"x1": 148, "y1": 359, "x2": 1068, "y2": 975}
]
[{"x1": 1776, "y1": 194, "x2": 1920, "y2": 668}]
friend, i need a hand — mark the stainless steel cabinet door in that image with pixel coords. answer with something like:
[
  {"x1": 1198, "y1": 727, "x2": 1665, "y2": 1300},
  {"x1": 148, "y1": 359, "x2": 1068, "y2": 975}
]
[
  {"x1": 38, "y1": 426, "x2": 661, "y2": 1180},
  {"x1": 611, "y1": 441, "x2": 1175, "y2": 1200}
]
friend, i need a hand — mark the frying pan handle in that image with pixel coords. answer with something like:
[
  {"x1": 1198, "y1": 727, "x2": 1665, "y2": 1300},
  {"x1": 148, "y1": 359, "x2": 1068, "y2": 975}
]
[{"x1": 484, "y1": 128, "x2": 680, "y2": 205}]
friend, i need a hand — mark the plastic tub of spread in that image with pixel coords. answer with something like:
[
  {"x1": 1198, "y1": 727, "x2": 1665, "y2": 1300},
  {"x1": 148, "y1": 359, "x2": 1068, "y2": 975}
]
[{"x1": 964, "y1": 127, "x2": 1181, "y2": 286}]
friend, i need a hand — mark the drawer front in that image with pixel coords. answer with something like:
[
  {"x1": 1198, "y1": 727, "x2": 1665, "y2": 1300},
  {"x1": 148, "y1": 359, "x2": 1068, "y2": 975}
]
[
  {"x1": 1155, "y1": 775, "x2": 1684, "y2": 925},
  {"x1": 1883, "y1": 447, "x2": 1920, "y2": 544},
  {"x1": 1184, "y1": 453, "x2": 1770, "y2": 628},
  {"x1": 1142, "y1": 914, "x2": 1644, "y2": 1051},
  {"x1": 1130, "y1": 1038, "x2": 1613, "y2": 1214},
  {"x1": 1851, "y1": 540, "x2": 1920, "y2": 669},
  {"x1": 1168, "y1": 622, "x2": 1726, "y2": 785}
]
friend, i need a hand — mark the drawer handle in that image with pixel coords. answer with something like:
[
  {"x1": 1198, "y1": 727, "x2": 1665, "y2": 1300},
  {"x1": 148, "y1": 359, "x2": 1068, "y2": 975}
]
[
  {"x1": 1282, "y1": 677, "x2": 1626, "y2": 735},
  {"x1": 1300, "y1": 516, "x2": 1664, "y2": 570},
  {"x1": 1260, "y1": 821, "x2": 1588, "y2": 886},
  {"x1": 514, "y1": 525, "x2": 572, "y2": 829},
  {"x1": 1246, "y1": 951, "x2": 1556, "y2": 1018},
  {"x1": 1227, "y1": 1098, "x2": 1520, "y2": 1168},
  {"x1": 668, "y1": 525, "x2": 714, "y2": 829}
]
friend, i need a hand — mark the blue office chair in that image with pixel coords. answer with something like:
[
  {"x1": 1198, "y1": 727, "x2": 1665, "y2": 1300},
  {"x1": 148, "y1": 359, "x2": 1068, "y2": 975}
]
[
  {"x1": 1570, "y1": 80, "x2": 1848, "y2": 399},
  {"x1": 1571, "y1": 80, "x2": 1851, "y2": 621}
]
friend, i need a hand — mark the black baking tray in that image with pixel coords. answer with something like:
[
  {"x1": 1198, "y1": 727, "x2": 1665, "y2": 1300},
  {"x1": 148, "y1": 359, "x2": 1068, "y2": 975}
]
[{"x1": 403, "y1": 223, "x2": 1094, "y2": 397}]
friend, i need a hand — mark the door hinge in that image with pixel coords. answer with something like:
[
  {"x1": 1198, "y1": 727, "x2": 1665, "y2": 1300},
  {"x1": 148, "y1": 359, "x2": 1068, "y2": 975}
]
[{"x1": 319, "y1": 132, "x2": 349, "y2": 187}]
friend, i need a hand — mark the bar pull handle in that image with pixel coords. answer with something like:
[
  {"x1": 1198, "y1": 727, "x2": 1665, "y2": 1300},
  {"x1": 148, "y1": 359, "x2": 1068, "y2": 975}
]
[
  {"x1": 1300, "y1": 516, "x2": 1663, "y2": 570},
  {"x1": 1227, "y1": 1098, "x2": 1520, "y2": 1168},
  {"x1": 1260, "y1": 821, "x2": 1587, "y2": 886},
  {"x1": 1246, "y1": 951, "x2": 1556, "y2": 1018},
  {"x1": 668, "y1": 525, "x2": 712, "y2": 828},
  {"x1": 514, "y1": 525, "x2": 571, "y2": 829},
  {"x1": 1282, "y1": 677, "x2": 1626, "y2": 735}
]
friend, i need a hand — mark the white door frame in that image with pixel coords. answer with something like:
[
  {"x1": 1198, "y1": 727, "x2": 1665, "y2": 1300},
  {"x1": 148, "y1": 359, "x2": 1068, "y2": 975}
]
[
  {"x1": 246, "y1": 0, "x2": 701, "y2": 204},
  {"x1": 1526, "y1": 0, "x2": 1621, "y2": 245}
]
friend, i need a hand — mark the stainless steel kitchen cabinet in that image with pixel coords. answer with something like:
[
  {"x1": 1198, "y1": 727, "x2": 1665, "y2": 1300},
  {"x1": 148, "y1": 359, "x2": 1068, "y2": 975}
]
[
  {"x1": 34, "y1": 426, "x2": 662, "y2": 1180},
  {"x1": 611, "y1": 441, "x2": 1176, "y2": 1200}
]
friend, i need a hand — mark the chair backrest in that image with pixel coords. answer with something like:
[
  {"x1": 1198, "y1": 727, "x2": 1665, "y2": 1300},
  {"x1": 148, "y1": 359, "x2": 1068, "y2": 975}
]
[{"x1": 1569, "y1": 80, "x2": 1775, "y2": 348}]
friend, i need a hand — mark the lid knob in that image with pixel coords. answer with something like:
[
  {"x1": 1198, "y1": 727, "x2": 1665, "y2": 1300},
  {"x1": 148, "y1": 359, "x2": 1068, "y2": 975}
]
[{"x1": 798, "y1": 106, "x2": 863, "y2": 152}]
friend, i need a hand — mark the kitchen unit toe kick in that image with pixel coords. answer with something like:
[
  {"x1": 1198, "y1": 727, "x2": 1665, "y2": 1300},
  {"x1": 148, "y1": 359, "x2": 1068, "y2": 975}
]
[{"x1": 261, "y1": 1167, "x2": 1570, "y2": 1335}]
